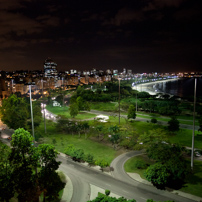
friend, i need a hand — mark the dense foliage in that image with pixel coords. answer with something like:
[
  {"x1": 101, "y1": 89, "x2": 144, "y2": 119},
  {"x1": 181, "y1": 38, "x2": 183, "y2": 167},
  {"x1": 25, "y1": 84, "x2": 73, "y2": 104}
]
[
  {"x1": 0, "y1": 128, "x2": 65, "y2": 202},
  {"x1": 0, "y1": 94, "x2": 42, "y2": 130},
  {"x1": 145, "y1": 143, "x2": 189, "y2": 189}
]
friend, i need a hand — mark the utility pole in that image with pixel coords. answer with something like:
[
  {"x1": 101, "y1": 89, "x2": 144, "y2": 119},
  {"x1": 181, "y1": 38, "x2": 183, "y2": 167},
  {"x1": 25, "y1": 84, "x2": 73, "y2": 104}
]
[
  {"x1": 42, "y1": 79, "x2": 46, "y2": 133},
  {"x1": 136, "y1": 77, "x2": 138, "y2": 112},
  {"x1": 29, "y1": 85, "x2": 35, "y2": 144},
  {"x1": 118, "y1": 78, "x2": 121, "y2": 125},
  {"x1": 191, "y1": 78, "x2": 197, "y2": 170}
]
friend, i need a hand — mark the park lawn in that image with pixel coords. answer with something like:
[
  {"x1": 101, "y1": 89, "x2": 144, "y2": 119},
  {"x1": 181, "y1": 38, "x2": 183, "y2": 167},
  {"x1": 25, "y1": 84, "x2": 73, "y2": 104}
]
[
  {"x1": 124, "y1": 155, "x2": 202, "y2": 197},
  {"x1": 180, "y1": 160, "x2": 202, "y2": 197},
  {"x1": 46, "y1": 105, "x2": 96, "y2": 120},
  {"x1": 168, "y1": 129, "x2": 202, "y2": 149},
  {"x1": 130, "y1": 120, "x2": 164, "y2": 134},
  {"x1": 124, "y1": 155, "x2": 154, "y2": 180},
  {"x1": 90, "y1": 102, "x2": 118, "y2": 111},
  {"x1": 41, "y1": 134, "x2": 118, "y2": 164}
]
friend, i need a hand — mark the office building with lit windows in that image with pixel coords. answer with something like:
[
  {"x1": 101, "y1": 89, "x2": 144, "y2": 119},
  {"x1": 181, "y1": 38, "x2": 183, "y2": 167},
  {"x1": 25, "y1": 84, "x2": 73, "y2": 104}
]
[{"x1": 44, "y1": 58, "x2": 58, "y2": 79}]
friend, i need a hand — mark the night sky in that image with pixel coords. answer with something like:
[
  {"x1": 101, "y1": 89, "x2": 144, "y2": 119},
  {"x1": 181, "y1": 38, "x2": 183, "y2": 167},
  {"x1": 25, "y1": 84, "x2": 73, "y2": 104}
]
[{"x1": 0, "y1": 0, "x2": 202, "y2": 73}]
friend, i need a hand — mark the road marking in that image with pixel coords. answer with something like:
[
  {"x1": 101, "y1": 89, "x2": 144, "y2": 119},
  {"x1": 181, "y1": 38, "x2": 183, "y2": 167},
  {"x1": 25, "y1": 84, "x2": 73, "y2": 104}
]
[{"x1": 105, "y1": 183, "x2": 111, "y2": 186}]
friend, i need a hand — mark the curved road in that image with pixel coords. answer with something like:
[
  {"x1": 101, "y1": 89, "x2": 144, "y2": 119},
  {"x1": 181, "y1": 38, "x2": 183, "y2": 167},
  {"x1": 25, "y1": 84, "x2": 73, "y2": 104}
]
[{"x1": 58, "y1": 154, "x2": 196, "y2": 202}]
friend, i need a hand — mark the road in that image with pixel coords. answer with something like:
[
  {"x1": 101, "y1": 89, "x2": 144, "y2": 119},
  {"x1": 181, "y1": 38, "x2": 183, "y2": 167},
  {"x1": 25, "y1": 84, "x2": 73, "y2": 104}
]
[{"x1": 58, "y1": 154, "x2": 196, "y2": 202}]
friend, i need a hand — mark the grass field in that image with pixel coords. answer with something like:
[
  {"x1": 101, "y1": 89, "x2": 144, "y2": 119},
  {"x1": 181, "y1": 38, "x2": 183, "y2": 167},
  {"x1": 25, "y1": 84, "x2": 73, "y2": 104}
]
[
  {"x1": 40, "y1": 133, "x2": 122, "y2": 164},
  {"x1": 169, "y1": 129, "x2": 202, "y2": 149},
  {"x1": 90, "y1": 102, "x2": 118, "y2": 111},
  {"x1": 124, "y1": 155, "x2": 154, "y2": 180},
  {"x1": 46, "y1": 105, "x2": 96, "y2": 120}
]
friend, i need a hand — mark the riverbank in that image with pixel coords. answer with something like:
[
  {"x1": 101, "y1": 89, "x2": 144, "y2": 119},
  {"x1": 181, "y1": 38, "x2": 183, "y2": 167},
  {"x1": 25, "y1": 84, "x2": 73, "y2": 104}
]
[{"x1": 132, "y1": 78, "x2": 179, "y2": 95}]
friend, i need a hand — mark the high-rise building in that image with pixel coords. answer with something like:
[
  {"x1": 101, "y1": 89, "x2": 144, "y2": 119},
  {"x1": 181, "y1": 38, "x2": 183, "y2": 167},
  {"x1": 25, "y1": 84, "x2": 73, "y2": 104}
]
[{"x1": 44, "y1": 58, "x2": 58, "y2": 79}]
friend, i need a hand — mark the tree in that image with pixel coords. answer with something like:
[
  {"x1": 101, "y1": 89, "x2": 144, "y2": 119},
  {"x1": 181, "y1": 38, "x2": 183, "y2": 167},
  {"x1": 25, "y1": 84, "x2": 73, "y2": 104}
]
[
  {"x1": 127, "y1": 105, "x2": 136, "y2": 120},
  {"x1": 27, "y1": 101, "x2": 42, "y2": 129},
  {"x1": 151, "y1": 118, "x2": 157, "y2": 123},
  {"x1": 146, "y1": 143, "x2": 188, "y2": 189},
  {"x1": 95, "y1": 125, "x2": 104, "y2": 140},
  {"x1": 137, "y1": 129, "x2": 167, "y2": 149},
  {"x1": 69, "y1": 103, "x2": 79, "y2": 118},
  {"x1": 38, "y1": 144, "x2": 65, "y2": 202},
  {"x1": 168, "y1": 117, "x2": 179, "y2": 131},
  {"x1": 0, "y1": 94, "x2": 42, "y2": 131},
  {"x1": 145, "y1": 163, "x2": 170, "y2": 189},
  {"x1": 56, "y1": 94, "x2": 63, "y2": 106},
  {"x1": 76, "y1": 96, "x2": 84, "y2": 110},
  {"x1": 82, "y1": 121, "x2": 90, "y2": 139},
  {"x1": 0, "y1": 94, "x2": 28, "y2": 129},
  {"x1": 9, "y1": 128, "x2": 40, "y2": 202},
  {"x1": 110, "y1": 133, "x2": 121, "y2": 149},
  {"x1": 7, "y1": 128, "x2": 65, "y2": 202},
  {"x1": 108, "y1": 125, "x2": 119, "y2": 134},
  {"x1": 0, "y1": 144, "x2": 15, "y2": 202},
  {"x1": 56, "y1": 118, "x2": 69, "y2": 132}
]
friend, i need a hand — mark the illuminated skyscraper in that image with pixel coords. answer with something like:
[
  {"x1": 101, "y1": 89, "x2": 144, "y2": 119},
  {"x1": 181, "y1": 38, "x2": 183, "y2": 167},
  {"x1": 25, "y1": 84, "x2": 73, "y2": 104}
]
[{"x1": 44, "y1": 58, "x2": 58, "y2": 79}]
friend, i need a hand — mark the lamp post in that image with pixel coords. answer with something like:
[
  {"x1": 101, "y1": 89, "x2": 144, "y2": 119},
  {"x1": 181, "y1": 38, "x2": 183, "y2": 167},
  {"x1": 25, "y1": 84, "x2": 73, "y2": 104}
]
[
  {"x1": 118, "y1": 78, "x2": 121, "y2": 125},
  {"x1": 191, "y1": 78, "x2": 197, "y2": 170},
  {"x1": 41, "y1": 79, "x2": 46, "y2": 133},
  {"x1": 29, "y1": 85, "x2": 35, "y2": 144},
  {"x1": 136, "y1": 76, "x2": 138, "y2": 113}
]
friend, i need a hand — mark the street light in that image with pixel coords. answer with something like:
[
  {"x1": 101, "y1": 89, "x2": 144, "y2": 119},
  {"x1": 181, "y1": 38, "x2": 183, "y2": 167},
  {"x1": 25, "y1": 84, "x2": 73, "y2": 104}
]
[
  {"x1": 191, "y1": 78, "x2": 197, "y2": 170},
  {"x1": 118, "y1": 78, "x2": 121, "y2": 125},
  {"x1": 29, "y1": 84, "x2": 35, "y2": 145},
  {"x1": 41, "y1": 79, "x2": 46, "y2": 133},
  {"x1": 136, "y1": 76, "x2": 138, "y2": 113}
]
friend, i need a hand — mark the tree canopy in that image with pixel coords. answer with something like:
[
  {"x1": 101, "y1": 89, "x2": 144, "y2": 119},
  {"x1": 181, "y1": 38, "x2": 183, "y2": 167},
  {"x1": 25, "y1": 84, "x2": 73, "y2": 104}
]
[
  {"x1": 127, "y1": 105, "x2": 136, "y2": 120},
  {"x1": 0, "y1": 94, "x2": 42, "y2": 130},
  {"x1": 0, "y1": 94, "x2": 28, "y2": 129},
  {"x1": 0, "y1": 128, "x2": 65, "y2": 202},
  {"x1": 145, "y1": 142, "x2": 189, "y2": 189}
]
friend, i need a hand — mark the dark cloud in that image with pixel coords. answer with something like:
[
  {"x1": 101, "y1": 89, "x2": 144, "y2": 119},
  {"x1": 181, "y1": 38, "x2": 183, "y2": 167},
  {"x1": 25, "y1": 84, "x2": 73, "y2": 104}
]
[{"x1": 0, "y1": 0, "x2": 201, "y2": 72}]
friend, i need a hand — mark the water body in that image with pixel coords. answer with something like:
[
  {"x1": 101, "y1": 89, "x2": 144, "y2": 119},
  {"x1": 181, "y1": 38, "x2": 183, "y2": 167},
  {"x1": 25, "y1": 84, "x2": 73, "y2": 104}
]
[{"x1": 146, "y1": 78, "x2": 202, "y2": 98}]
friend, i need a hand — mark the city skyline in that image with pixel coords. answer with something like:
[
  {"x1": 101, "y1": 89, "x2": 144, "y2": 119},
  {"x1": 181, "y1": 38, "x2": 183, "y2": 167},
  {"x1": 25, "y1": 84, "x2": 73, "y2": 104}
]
[{"x1": 0, "y1": 0, "x2": 202, "y2": 73}]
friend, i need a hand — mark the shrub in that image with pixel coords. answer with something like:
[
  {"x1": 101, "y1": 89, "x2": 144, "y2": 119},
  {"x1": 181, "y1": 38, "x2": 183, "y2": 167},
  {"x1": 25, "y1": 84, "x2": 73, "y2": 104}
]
[
  {"x1": 64, "y1": 144, "x2": 76, "y2": 156},
  {"x1": 72, "y1": 149, "x2": 85, "y2": 162},
  {"x1": 105, "y1": 190, "x2": 110, "y2": 196},
  {"x1": 134, "y1": 160, "x2": 148, "y2": 169},
  {"x1": 95, "y1": 159, "x2": 109, "y2": 169},
  {"x1": 151, "y1": 118, "x2": 157, "y2": 124},
  {"x1": 52, "y1": 138, "x2": 57, "y2": 145},
  {"x1": 85, "y1": 154, "x2": 95, "y2": 165}
]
